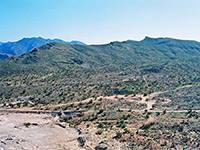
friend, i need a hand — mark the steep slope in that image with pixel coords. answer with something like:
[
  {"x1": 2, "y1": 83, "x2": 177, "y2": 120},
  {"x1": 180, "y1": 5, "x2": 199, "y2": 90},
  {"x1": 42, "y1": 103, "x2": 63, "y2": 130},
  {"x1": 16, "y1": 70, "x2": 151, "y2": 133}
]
[
  {"x1": 0, "y1": 37, "x2": 86, "y2": 56},
  {"x1": 0, "y1": 52, "x2": 10, "y2": 59},
  {"x1": 0, "y1": 37, "x2": 200, "y2": 77}
]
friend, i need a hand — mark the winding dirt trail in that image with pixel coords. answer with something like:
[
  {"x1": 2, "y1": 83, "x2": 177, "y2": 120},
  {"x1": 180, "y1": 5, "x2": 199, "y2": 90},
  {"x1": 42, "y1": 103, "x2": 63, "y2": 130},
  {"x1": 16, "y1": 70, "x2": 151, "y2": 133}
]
[{"x1": 134, "y1": 84, "x2": 196, "y2": 110}]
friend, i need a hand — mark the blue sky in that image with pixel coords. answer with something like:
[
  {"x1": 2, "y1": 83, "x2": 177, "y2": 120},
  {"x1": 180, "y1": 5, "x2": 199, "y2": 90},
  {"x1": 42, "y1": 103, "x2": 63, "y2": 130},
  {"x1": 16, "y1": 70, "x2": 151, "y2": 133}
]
[{"x1": 0, "y1": 0, "x2": 200, "y2": 44}]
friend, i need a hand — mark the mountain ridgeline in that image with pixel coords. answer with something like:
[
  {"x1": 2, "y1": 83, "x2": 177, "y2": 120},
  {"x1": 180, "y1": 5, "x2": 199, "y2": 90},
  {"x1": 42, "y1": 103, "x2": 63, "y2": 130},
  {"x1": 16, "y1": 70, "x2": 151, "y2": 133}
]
[
  {"x1": 0, "y1": 37, "x2": 86, "y2": 57},
  {"x1": 0, "y1": 37, "x2": 200, "y2": 77}
]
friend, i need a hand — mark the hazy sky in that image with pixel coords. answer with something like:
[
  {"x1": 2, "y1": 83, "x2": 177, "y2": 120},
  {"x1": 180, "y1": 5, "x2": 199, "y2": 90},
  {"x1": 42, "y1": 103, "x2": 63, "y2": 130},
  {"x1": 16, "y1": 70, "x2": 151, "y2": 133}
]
[{"x1": 0, "y1": 0, "x2": 200, "y2": 44}]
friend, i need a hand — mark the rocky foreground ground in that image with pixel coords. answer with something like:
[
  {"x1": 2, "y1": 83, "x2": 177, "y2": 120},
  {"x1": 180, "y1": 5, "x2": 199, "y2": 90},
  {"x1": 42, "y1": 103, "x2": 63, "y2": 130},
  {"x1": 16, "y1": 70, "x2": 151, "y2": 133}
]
[
  {"x1": 0, "y1": 112, "x2": 88, "y2": 150},
  {"x1": 0, "y1": 111, "x2": 123, "y2": 150}
]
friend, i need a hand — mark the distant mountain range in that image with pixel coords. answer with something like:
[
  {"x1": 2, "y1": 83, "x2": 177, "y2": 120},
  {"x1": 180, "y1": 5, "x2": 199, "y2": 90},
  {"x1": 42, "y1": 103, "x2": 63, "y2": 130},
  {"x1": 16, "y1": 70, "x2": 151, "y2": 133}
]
[
  {"x1": 0, "y1": 37, "x2": 86, "y2": 58},
  {"x1": 0, "y1": 36, "x2": 200, "y2": 77}
]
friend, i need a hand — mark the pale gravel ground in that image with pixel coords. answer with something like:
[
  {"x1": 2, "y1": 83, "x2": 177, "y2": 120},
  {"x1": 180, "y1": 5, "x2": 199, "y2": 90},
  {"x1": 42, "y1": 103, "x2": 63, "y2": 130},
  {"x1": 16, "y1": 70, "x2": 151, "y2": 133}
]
[{"x1": 0, "y1": 113, "x2": 82, "y2": 150}]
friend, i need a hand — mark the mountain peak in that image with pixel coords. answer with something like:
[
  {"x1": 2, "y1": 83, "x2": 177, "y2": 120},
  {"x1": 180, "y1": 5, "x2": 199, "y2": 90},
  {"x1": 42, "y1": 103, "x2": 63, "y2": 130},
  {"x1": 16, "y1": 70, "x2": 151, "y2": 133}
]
[
  {"x1": 70, "y1": 40, "x2": 87, "y2": 45},
  {"x1": 142, "y1": 36, "x2": 162, "y2": 42},
  {"x1": 144, "y1": 36, "x2": 152, "y2": 40},
  {"x1": 141, "y1": 36, "x2": 176, "y2": 44}
]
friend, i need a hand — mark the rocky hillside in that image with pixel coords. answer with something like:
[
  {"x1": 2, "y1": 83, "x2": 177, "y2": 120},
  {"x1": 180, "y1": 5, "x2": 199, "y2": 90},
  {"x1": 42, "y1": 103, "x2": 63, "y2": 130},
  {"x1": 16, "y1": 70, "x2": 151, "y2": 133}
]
[{"x1": 0, "y1": 37, "x2": 200, "y2": 76}]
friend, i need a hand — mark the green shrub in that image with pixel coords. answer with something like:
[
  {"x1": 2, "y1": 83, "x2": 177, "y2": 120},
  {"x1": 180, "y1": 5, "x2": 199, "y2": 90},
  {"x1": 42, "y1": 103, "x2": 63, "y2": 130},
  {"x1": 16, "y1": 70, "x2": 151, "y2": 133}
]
[
  {"x1": 96, "y1": 130, "x2": 103, "y2": 135},
  {"x1": 24, "y1": 122, "x2": 31, "y2": 127},
  {"x1": 98, "y1": 109, "x2": 104, "y2": 114},
  {"x1": 115, "y1": 131, "x2": 122, "y2": 138}
]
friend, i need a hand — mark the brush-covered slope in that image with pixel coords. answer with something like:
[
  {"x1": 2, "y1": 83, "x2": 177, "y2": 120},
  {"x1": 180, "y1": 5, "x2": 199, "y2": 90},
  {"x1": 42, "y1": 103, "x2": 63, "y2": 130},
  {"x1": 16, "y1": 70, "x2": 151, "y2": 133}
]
[
  {"x1": 1, "y1": 37, "x2": 200, "y2": 109},
  {"x1": 0, "y1": 37, "x2": 86, "y2": 56},
  {"x1": 0, "y1": 37, "x2": 200, "y2": 77},
  {"x1": 1, "y1": 37, "x2": 200, "y2": 76}
]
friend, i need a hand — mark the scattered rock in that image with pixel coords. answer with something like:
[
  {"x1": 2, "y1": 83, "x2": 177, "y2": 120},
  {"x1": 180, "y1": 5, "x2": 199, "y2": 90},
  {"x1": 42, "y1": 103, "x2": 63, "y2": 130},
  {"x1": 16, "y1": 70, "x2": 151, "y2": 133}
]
[
  {"x1": 77, "y1": 137, "x2": 85, "y2": 147},
  {"x1": 6, "y1": 137, "x2": 13, "y2": 141},
  {"x1": 95, "y1": 141, "x2": 110, "y2": 150}
]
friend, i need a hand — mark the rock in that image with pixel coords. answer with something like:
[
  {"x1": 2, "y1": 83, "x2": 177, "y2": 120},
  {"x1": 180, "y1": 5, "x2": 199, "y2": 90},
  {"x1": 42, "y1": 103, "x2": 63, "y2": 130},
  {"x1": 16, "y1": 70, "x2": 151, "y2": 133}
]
[
  {"x1": 77, "y1": 137, "x2": 85, "y2": 147},
  {"x1": 95, "y1": 141, "x2": 110, "y2": 150},
  {"x1": 1, "y1": 141, "x2": 6, "y2": 145},
  {"x1": 6, "y1": 137, "x2": 13, "y2": 140},
  {"x1": 95, "y1": 143, "x2": 109, "y2": 150}
]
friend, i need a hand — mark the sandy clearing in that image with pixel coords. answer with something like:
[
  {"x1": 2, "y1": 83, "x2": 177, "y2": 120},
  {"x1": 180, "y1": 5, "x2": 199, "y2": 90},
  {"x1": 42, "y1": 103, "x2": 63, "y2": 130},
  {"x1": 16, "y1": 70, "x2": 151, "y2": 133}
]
[{"x1": 0, "y1": 113, "x2": 82, "y2": 150}]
